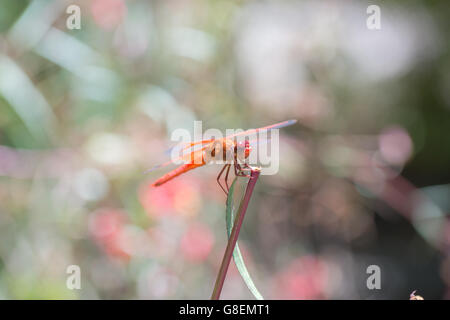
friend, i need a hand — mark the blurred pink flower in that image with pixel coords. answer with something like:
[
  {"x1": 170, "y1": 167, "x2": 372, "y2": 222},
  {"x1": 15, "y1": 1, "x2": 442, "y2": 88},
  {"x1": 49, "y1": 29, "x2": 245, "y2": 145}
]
[
  {"x1": 139, "y1": 177, "x2": 201, "y2": 219},
  {"x1": 89, "y1": 208, "x2": 130, "y2": 260},
  {"x1": 378, "y1": 126, "x2": 413, "y2": 165},
  {"x1": 274, "y1": 256, "x2": 327, "y2": 299},
  {"x1": 180, "y1": 223, "x2": 215, "y2": 262},
  {"x1": 91, "y1": 0, "x2": 126, "y2": 30}
]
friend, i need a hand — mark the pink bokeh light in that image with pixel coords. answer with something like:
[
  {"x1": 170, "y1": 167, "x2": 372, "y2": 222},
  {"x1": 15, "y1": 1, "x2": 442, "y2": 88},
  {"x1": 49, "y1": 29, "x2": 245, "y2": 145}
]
[
  {"x1": 139, "y1": 177, "x2": 201, "y2": 219},
  {"x1": 274, "y1": 256, "x2": 327, "y2": 299},
  {"x1": 89, "y1": 208, "x2": 130, "y2": 260},
  {"x1": 378, "y1": 126, "x2": 413, "y2": 165},
  {"x1": 91, "y1": 0, "x2": 126, "y2": 30},
  {"x1": 180, "y1": 223, "x2": 215, "y2": 263}
]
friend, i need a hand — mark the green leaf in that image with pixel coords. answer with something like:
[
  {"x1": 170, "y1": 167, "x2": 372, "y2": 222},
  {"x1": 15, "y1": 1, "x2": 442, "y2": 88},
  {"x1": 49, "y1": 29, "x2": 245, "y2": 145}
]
[
  {"x1": 0, "y1": 54, "x2": 56, "y2": 145},
  {"x1": 226, "y1": 177, "x2": 264, "y2": 300}
]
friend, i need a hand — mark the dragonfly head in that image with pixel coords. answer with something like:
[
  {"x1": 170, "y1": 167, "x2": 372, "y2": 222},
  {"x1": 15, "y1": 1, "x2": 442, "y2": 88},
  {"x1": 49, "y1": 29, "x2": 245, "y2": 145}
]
[{"x1": 235, "y1": 139, "x2": 252, "y2": 160}]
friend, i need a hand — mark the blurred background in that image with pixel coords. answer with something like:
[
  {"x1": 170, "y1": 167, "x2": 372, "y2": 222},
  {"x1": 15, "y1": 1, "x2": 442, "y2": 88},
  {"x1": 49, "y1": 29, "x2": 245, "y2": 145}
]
[{"x1": 0, "y1": 0, "x2": 449, "y2": 299}]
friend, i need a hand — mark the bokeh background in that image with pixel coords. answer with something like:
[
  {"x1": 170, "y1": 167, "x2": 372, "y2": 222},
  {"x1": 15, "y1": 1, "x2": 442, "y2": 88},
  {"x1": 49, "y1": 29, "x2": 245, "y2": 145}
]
[{"x1": 0, "y1": 0, "x2": 449, "y2": 299}]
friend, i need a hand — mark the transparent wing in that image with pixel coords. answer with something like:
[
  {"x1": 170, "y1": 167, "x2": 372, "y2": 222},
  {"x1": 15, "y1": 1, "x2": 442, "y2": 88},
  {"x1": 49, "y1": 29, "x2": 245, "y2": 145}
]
[
  {"x1": 146, "y1": 120, "x2": 296, "y2": 173},
  {"x1": 226, "y1": 119, "x2": 297, "y2": 140},
  {"x1": 165, "y1": 139, "x2": 214, "y2": 157},
  {"x1": 145, "y1": 143, "x2": 212, "y2": 174}
]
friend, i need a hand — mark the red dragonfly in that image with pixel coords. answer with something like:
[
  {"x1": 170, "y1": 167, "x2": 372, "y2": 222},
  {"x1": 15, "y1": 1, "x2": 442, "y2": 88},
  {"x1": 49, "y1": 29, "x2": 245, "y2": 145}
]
[{"x1": 150, "y1": 119, "x2": 297, "y2": 194}]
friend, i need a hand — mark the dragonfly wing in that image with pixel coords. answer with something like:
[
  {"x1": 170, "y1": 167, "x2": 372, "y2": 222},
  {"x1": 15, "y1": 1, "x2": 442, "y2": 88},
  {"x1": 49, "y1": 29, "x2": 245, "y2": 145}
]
[
  {"x1": 147, "y1": 120, "x2": 296, "y2": 174},
  {"x1": 226, "y1": 119, "x2": 297, "y2": 139},
  {"x1": 165, "y1": 139, "x2": 214, "y2": 157},
  {"x1": 144, "y1": 160, "x2": 175, "y2": 174},
  {"x1": 145, "y1": 143, "x2": 210, "y2": 174}
]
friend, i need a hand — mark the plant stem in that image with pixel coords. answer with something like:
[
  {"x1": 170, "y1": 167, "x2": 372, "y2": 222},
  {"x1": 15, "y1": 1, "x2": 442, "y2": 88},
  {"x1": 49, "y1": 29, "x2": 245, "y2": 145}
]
[{"x1": 211, "y1": 168, "x2": 261, "y2": 300}]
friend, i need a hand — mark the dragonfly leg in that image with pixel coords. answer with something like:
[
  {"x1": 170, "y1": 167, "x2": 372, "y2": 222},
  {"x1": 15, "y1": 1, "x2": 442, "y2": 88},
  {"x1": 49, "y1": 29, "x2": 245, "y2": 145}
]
[
  {"x1": 234, "y1": 161, "x2": 251, "y2": 178},
  {"x1": 217, "y1": 164, "x2": 230, "y2": 195},
  {"x1": 242, "y1": 163, "x2": 252, "y2": 169},
  {"x1": 224, "y1": 164, "x2": 231, "y2": 192}
]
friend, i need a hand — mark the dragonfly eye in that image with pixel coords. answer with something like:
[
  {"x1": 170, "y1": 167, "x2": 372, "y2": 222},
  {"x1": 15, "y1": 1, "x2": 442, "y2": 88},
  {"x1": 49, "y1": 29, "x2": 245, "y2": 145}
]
[
  {"x1": 236, "y1": 140, "x2": 251, "y2": 159},
  {"x1": 245, "y1": 140, "x2": 251, "y2": 158}
]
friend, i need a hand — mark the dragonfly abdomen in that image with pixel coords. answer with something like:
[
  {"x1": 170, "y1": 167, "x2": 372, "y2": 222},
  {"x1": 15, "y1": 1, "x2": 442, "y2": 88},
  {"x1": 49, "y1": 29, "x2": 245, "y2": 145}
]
[{"x1": 151, "y1": 163, "x2": 203, "y2": 187}]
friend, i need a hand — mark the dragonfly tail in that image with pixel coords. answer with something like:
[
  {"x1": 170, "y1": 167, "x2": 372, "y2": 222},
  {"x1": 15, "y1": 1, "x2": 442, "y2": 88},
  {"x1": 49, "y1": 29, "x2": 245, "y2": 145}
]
[{"x1": 151, "y1": 163, "x2": 202, "y2": 187}]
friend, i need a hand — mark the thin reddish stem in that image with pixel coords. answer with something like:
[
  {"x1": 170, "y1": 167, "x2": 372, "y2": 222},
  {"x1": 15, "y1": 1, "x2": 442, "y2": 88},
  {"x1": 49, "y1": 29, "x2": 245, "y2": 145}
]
[{"x1": 211, "y1": 168, "x2": 261, "y2": 300}]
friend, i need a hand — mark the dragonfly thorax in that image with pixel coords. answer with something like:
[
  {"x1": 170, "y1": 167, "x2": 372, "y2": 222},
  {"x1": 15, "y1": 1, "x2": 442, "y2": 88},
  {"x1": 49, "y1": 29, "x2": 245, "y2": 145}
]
[
  {"x1": 235, "y1": 139, "x2": 252, "y2": 162},
  {"x1": 203, "y1": 139, "x2": 236, "y2": 164}
]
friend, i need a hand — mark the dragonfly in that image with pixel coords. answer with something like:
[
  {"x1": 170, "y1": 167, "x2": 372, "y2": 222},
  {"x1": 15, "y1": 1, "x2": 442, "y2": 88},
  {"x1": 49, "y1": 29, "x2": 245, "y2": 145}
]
[{"x1": 150, "y1": 119, "x2": 297, "y2": 194}]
